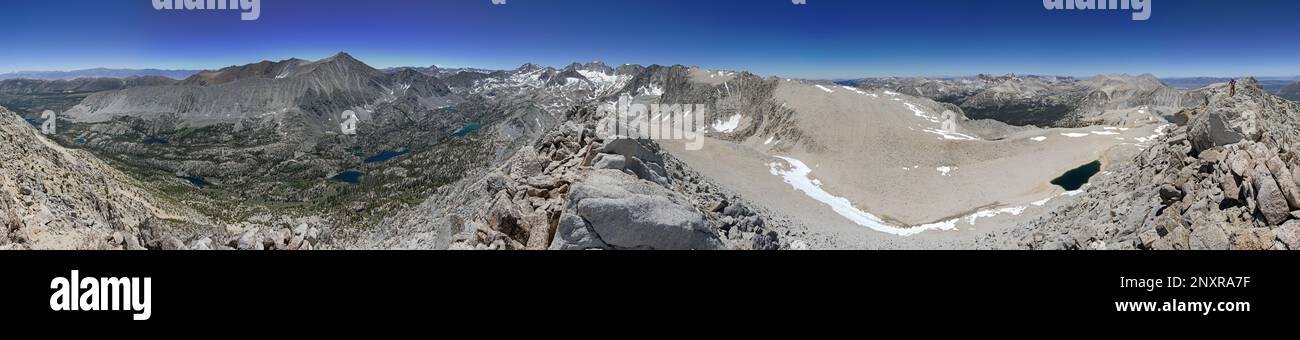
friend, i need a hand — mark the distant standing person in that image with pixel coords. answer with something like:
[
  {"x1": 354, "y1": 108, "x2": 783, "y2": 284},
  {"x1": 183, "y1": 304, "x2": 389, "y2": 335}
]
[{"x1": 1230, "y1": 79, "x2": 1237, "y2": 97}]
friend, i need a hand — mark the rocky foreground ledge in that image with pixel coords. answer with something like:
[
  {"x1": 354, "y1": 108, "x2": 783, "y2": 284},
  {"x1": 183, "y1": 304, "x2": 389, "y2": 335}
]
[
  {"x1": 1009, "y1": 79, "x2": 1300, "y2": 250},
  {"x1": 373, "y1": 108, "x2": 804, "y2": 250}
]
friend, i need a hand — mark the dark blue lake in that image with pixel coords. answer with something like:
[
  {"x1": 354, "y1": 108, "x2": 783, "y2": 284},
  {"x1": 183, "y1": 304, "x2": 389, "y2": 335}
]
[
  {"x1": 332, "y1": 170, "x2": 364, "y2": 184},
  {"x1": 364, "y1": 150, "x2": 409, "y2": 164},
  {"x1": 1051, "y1": 161, "x2": 1101, "y2": 191},
  {"x1": 177, "y1": 176, "x2": 211, "y2": 187},
  {"x1": 23, "y1": 117, "x2": 41, "y2": 127},
  {"x1": 143, "y1": 137, "x2": 170, "y2": 145},
  {"x1": 452, "y1": 124, "x2": 481, "y2": 137}
]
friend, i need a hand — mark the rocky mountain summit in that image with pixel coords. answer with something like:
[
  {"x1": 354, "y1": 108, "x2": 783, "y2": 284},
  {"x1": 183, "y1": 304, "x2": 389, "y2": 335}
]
[
  {"x1": 367, "y1": 107, "x2": 798, "y2": 250},
  {"x1": 1009, "y1": 78, "x2": 1300, "y2": 250}
]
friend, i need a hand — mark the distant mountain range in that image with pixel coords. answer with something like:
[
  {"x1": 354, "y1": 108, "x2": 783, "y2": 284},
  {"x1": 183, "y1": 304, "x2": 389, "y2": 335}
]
[
  {"x1": 1160, "y1": 76, "x2": 1299, "y2": 92},
  {"x1": 382, "y1": 65, "x2": 499, "y2": 77},
  {"x1": 0, "y1": 68, "x2": 200, "y2": 81},
  {"x1": 839, "y1": 73, "x2": 1192, "y2": 126},
  {"x1": 0, "y1": 77, "x2": 177, "y2": 94}
]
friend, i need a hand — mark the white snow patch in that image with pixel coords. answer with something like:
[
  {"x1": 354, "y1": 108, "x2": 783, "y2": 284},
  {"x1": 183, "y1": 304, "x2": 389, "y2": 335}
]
[
  {"x1": 1091, "y1": 131, "x2": 1120, "y2": 135},
  {"x1": 577, "y1": 70, "x2": 627, "y2": 86},
  {"x1": 712, "y1": 114, "x2": 742, "y2": 133},
  {"x1": 764, "y1": 136, "x2": 774, "y2": 145},
  {"x1": 769, "y1": 156, "x2": 959, "y2": 236},
  {"x1": 639, "y1": 84, "x2": 665, "y2": 96},
  {"x1": 815, "y1": 85, "x2": 835, "y2": 93},
  {"x1": 904, "y1": 103, "x2": 941, "y2": 123},
  {"x1": 1061, "y1": 132, "x2": 1091, "y2": 138},
  {"x1": 923, "y1": 128, "x2": 979, "y2": 141},
  {"x1": 1134, "y1": 124, "x2": 1173, "y2": 143},
  {"x1": 936, "y1": 166, "x2": 957, "y2": 176},
  {"x1": 1031, "y1": 188, "x2": 1090, "y2": 207},
  {"x1": 966, "y1": 206, "x2": 1027, "y2": 225},
  {"x1": 904, "y1": 103, "x2": 979, "y2": 140},
  {"x1": 1030, "y1": 136, "x2": 1048, "y2": 142}
]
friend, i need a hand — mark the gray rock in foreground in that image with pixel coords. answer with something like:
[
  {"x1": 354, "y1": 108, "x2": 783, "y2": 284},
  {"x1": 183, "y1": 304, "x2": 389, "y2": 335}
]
[
  {"x1": 1188, "y1": 111, "x2": 1243, "y2": 153},
  {"x1": 551, "y1": 169, "x2": 723, "y2": 250}
]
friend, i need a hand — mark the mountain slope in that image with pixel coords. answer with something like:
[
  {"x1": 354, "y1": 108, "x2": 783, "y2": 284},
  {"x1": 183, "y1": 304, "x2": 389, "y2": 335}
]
[
  {"x1": 179, "y1": 59, "x2": 308, "y2": 86},
  {"x1": 1279, "y1": 81, "x2": 1300, "y2": 102},
  {"x1": 0, "y1": 107, "x2": 211, "y2": 249},
  {"x1": 63, "y1": 52, "x2": 451, "y2": 129}
]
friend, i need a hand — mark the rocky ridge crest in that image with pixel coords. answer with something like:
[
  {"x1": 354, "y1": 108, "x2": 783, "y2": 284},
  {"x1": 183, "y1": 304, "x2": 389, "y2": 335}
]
[{"x1": 1007, "y1": 78, "x2": 1300, "y2": 250}]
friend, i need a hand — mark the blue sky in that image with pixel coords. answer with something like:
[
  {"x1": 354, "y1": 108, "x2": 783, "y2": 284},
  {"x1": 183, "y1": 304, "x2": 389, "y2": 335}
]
[{"x1": 2, "y1": 0, "x2": 1298, "y2": 78}]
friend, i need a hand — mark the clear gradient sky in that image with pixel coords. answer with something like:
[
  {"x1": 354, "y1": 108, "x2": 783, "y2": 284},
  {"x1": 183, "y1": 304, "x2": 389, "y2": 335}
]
[{"x1": 2, "y1": 0, "x2": 1298, "y2": 78}]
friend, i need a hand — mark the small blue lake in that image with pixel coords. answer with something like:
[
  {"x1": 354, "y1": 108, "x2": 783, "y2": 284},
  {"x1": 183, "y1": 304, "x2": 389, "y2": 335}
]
[
  {"x1": 177, "y1": 176, "x2": 211, "y2": 187},
  {"x1": 143, "y1": 137, "x2": 170, "y2": 145},
  {"x1": 23, "y1": 117, "x2": 41, "y2": 127},
  {"x1": 364, "y1": 150, "x2": 409, "y2": 164},
  {"x1": 452, "y1": 124, "x2": 481, "y2": 137},
  {"x1": 332, "y1": 170, "x2": 364, "y2": 184},
  {"x1": 1051, "y1": 161, "x2": 1101, "y2": 191}
]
